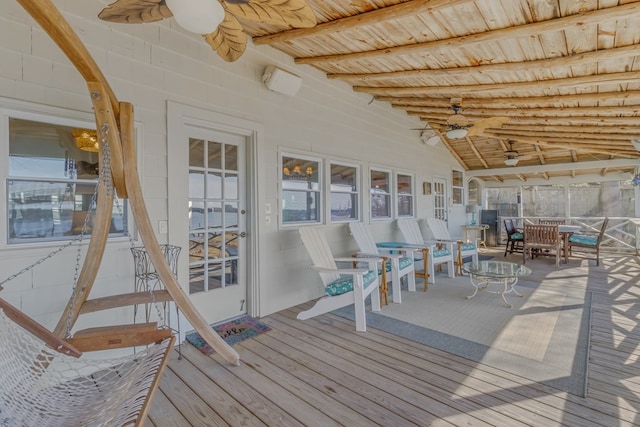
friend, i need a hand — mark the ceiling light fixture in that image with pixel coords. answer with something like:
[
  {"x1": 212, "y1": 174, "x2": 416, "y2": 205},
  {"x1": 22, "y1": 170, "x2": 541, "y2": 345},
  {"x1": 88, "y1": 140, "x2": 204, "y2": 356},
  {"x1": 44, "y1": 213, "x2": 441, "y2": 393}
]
[
  {"x1": 504, "y1": 158, "x2": 519, "y2": 166},
  {"x1": 165, "y1": 0, "x2": 225, "y2": 35},
  {"x1": 72, "y1": 128, "x2": 99, "y2": 152},
  {"x1": 445, "y1": 127, "x2": 468, "y2": 139}
]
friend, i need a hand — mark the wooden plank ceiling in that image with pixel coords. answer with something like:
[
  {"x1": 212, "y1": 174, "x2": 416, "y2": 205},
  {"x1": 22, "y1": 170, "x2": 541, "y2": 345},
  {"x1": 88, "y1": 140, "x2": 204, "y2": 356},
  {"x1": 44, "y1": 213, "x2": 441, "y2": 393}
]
[{"x1": 240, "y1": 0, "x2": 640, "y2": 183}]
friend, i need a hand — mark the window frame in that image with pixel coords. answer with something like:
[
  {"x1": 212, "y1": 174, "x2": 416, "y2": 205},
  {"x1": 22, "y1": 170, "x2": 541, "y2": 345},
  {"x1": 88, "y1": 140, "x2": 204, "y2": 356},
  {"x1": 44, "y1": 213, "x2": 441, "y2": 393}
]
[
  {"x1": 0, "y1": 101, "x2": 135, "y2": 248},
  {"x1": 395, "y1": 171, "x2": 415, "y2": 218},
  {"x1": 328, "y1": 160, "x2": 361, "y2": 223},
  {"x1": 452, "y1": 169, "x2": 464, "y2": 205},
  {"x1": 279, "y1": 152, "x2": 323, "y2": 227},
  {"x1": 369, "y1": 167, "x2": 393, "y2": 221}
]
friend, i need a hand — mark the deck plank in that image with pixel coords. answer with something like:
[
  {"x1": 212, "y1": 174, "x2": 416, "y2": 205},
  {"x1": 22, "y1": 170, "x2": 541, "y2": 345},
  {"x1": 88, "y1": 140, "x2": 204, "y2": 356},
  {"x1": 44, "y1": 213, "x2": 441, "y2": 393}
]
[{"x1": 147, "y1": 250, "x2": 640, "y2": 427}]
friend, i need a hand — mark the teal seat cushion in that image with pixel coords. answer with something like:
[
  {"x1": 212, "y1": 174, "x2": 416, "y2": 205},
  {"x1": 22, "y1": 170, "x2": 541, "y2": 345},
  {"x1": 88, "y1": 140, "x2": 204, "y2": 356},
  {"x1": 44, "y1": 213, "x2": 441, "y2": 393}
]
[
  {"x1": 433, "y1": 249, "x2": 451, "y2": 258},
  {"x1": 569, "y1": 234, "x2": 598, "y2": 246},
  {"x1": 461, "y1": 243, "x2": 476, "y2": 251},
  {"x1": 378, "y1": 257, "x2": 413, "y2": 274},
  {"x1": 509, "y1": 232, "x2": 524, "y2": 240},
  {"x1": 325, "y1": 270, "x2": 377, "y2": 296}
]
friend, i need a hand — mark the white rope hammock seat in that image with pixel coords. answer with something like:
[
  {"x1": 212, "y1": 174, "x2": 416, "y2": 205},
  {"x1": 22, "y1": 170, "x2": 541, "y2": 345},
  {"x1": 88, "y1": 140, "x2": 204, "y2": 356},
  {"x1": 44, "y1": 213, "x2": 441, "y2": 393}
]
[{"x1": 0, "y1": 299, "x2": 174, "y2": 427}]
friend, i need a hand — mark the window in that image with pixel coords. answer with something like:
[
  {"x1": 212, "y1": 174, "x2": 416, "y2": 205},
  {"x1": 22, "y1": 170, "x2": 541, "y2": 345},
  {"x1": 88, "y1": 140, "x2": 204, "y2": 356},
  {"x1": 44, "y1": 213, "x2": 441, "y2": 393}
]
[
  {"x1": 396, "y1": 173, "x2": 414, "y2": 217},
  {"x1": 452, "y1": 169, "x2": 464, "y2": 205},
  {"x1": 521, "y1": 185, "x2": 565, "y2": 217},
  {"x1": 330, "y1": 162, "x2": 359, "y2": 222},
  {"x1": 281, "y1": 154, "x2": 321, "y2": 224},
  {"x1": 370, "y1": 169, "x2": 391, "y2": 219},
  {"x1": 6, "y1": 116, "x2": 127, "y2": 244}
]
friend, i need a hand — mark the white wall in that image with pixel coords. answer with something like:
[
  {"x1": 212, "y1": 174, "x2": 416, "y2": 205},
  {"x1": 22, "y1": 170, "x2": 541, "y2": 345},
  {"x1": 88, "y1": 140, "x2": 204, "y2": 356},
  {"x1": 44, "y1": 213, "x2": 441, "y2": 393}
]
[{"x1": 0, "y1": 1, "x2": 464, "y2": 330}]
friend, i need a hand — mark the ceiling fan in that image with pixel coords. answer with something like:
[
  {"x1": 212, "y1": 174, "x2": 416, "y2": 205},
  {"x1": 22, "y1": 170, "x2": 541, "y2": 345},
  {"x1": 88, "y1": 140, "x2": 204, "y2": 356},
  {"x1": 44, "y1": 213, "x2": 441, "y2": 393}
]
[
  {"x1": 504, "y1": 140, "x2": 521, "y2": 166},
  {"x1": 443, "y1": 99, "x2": 509, "y2": 139},
  {"x1": 98, "y1": 0, "x2": 317, "y2": 62}
]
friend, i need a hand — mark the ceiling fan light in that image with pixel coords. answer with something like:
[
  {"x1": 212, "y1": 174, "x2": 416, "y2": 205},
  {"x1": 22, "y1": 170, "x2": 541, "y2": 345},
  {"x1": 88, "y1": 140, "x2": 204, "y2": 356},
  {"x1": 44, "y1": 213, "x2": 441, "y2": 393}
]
[
  {"x1": 504, "y1": 157, "x2": 519, "y2": 166},
  {"x1": 166, "y1": 0, "x2": 224, "y2": 35},
  {"x1": 445, "y1": 128, "x2": 468, "y2": 139}
]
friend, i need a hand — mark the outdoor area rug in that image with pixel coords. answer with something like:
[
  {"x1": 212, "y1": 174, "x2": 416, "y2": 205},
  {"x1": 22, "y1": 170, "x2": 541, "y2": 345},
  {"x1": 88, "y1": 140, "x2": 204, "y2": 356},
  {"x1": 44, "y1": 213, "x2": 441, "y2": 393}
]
[
  {"x1": 334, "y1": 276, "x2": 591, "y2": 397},
  {"x1": 186, "y1": 315, "x2": 271, "y2": 356}
]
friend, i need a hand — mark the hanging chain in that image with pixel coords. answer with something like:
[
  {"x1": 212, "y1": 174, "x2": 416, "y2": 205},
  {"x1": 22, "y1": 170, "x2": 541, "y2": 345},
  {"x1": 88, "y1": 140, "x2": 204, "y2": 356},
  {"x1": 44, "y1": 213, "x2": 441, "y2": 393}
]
[{"x1": 64, "y1": 123, "x2": 111, "y2": 337}]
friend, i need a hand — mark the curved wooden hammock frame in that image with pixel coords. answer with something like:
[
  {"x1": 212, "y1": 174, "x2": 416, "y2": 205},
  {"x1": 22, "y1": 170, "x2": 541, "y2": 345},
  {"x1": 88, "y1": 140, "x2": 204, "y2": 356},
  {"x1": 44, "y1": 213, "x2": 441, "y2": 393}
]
[{"x1": 17, "y1": 0, "x2": 239, "y2": 366}]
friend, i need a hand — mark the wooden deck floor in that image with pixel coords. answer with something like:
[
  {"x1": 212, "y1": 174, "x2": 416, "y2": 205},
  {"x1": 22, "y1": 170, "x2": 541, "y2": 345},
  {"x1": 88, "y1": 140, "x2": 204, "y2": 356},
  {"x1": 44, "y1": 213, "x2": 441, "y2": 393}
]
[{"x1": 147, "y1": 250, "x2": 640, "y2": 426}]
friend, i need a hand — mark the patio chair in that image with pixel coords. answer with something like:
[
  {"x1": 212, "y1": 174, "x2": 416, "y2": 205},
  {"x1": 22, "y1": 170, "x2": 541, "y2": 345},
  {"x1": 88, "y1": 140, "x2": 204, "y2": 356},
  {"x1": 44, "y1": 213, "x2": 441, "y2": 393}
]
[
  {"x1": 425, "y1": 217, "x2": 478, "y2": 276},
  {"x1": 396, "y1": 218, "x2": 455, "y2": 290},
  {"x1": 523, "y1": 224, "x2": 561, "y2": 268},
  {"x1": 568, "y1": 217, "x2": 609, "y2": 266},
  {"x1": 348, "y1": 222, "x2": 416, "y2": 304},
  {"x1": 298, "y1": 226, "x2": 381, "y2": 332},
  {"x1": 539, "y1": 219, "x2": 566, "y2": 225},
  {"x1": 504, "y1": 219, "x2": 524, "y2": 256}
]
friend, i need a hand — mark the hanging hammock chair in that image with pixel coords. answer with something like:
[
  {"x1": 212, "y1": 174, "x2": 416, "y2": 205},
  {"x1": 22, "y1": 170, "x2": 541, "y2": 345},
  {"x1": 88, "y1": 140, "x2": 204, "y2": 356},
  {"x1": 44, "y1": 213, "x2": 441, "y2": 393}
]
[{"x1": 0, "y1": 299, "x2": 174, "y2": 427}]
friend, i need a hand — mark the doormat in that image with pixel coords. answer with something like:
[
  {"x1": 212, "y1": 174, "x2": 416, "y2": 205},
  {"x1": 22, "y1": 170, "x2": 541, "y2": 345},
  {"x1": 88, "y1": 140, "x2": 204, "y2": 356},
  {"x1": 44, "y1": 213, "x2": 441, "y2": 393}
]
[{"x1": 185, "y1": 315, "x2": 271, "y2": 356}]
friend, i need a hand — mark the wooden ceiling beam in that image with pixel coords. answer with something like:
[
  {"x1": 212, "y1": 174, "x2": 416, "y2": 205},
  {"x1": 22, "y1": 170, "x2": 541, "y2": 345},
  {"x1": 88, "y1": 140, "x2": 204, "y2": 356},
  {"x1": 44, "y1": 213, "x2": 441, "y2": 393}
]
[
  {"x1": 354, "y1": 70, "x2": 640, "y2": 97},
  {"x1": 433, "y1": 127, "x2": 468, "y2": 169},
  {"x1": 414, "y1": 113, "x2": 640, "y2": 126},
  {"x1": 497, "y1": 124, "x2": 640, "y2": 135},
  {"x1": 465, "y1": 135, "x2": 489, "y2": 169},
  {"x1": 466, "y1": 158, "x2": 639, "y2": 177},
  {"x1": 488, "y1": 129, "x2": 635, "y2": 142},
  {"x1": 479, "y1": 133, "x2": 639, "y2": 157},
  {"x1": 294, "y1": 3, "x2": 640, "y2": 65},
  {"x1": 253, "y1": 0, "x2": 468, "y2": 45},
  {"x1": 377, "y1": 90, "x2": 640, "y2": 106},
  {"x1": 329, "y1": 44, "x2": 640, "y2": 82},
  {"x1": 402, "y1": 105, "x2": 640, "y2": 117}
]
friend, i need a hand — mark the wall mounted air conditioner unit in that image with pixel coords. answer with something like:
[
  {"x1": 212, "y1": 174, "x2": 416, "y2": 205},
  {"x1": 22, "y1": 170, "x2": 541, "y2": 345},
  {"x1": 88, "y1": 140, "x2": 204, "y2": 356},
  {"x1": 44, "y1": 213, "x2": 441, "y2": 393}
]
[{"x1": 262, "y1": 66, "x2": 301, "y2": 96}]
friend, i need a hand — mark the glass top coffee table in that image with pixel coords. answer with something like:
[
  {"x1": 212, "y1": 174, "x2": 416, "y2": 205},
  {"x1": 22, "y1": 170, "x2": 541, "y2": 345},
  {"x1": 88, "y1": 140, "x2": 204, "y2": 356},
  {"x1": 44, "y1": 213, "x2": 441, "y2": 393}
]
[{"x1": 462, "y1": 261, "x2": 532, "y2": 308}]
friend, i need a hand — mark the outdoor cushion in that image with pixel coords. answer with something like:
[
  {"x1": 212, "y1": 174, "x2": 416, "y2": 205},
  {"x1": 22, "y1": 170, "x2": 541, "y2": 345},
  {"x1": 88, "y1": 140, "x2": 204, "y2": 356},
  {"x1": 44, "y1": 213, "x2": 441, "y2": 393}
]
[
  {"x1": 377, "y1": 257, "x2": 414, "y2": 274},
  {"x1": 509, "y1": 232, "x2": 524, "y2": 240},
  {"x1": 569, "y1": 234, "x2": 598, "y2": 246},
  {"x1": 433, "y1": 249, "x2": 451, "y2": 258},
  {"x1": 461, "y1": 243, "x2": 476, "y2": 251},
  {"x1": 325, "y1": 270, "x2": 377, "y2": 296}
]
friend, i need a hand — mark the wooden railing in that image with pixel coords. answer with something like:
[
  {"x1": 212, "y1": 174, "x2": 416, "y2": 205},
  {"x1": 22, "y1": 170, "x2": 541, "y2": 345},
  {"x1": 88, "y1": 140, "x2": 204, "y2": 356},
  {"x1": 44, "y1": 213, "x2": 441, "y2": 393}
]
[{"x1": 498, "y1": 216, "x2": 638, "y2": 254}]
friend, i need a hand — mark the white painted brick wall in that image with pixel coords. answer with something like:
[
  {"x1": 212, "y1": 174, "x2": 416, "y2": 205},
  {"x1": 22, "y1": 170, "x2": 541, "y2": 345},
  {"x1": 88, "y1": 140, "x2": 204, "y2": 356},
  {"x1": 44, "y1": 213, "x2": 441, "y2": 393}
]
[{"x1": 0, "y1": 1, "x2": 459, "y2": 329}]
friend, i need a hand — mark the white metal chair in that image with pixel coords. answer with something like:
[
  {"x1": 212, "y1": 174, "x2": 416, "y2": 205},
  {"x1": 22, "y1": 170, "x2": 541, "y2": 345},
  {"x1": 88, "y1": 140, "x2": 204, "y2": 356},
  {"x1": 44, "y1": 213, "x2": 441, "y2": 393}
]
[
  {"x1": 426, "y1": 217, "x2": 479, "y2": 275},
  {"x1": 348, "y1": 222, "x2": 416, "y2": 304},
  {"x1": 396, "y1": 218, "x2": 455, "y2": 289},
  {"x1": 298, "y1": 226, "x2": 381, "y2": 332}
]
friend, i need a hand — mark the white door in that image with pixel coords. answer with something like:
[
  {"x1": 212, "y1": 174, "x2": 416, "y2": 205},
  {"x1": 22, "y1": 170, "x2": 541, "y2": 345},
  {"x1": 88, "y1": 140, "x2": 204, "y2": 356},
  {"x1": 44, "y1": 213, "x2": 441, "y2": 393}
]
[
  {"x1": 433, "y1": 177, "x2": 447, "y2": 221},
  {"x1": 186, "y1": 126, "x2": 247, "y2": 322}
]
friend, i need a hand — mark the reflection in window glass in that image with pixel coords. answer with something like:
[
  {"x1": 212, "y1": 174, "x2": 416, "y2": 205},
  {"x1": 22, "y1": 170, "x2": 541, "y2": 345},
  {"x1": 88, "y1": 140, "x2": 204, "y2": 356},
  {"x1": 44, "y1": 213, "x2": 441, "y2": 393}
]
[
  {"x1": 371, "y1": 169, "x2": 391, "y2": 219},
  {"x1": 330, "y1": 163, "x2": 359, "y2": 222},
  {"x1": 189, "y1": 138, "x2": 240, "y2": 294},
  {"x1": 281, "y1": 155, "x2": 321, "y2": 224},
  {"x1": 452, "y1": 170, "x2": 464, "y2": 205},
  {"x1": 7, "y1": 118, "x2": 127, "y2": 244},
  {"x1": 396, "y1": 173, "x2": 413, "y2": 217}
]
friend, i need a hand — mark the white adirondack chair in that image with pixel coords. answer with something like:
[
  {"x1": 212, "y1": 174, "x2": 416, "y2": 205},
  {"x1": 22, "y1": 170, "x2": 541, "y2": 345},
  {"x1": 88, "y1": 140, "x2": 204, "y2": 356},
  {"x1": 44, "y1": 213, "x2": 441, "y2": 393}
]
[
  {"x1": 426, "y1": 217, "x2": 479, "y2": 275},
  {"x1": 348, "y1": 222, "x2": 416, "y2": 304},
  {"x1": 396, "y1": 218, "x2": 455, "y2": 288},
  {"x1": 298, "y1": 226, "x2": 381, "y2": 332}
]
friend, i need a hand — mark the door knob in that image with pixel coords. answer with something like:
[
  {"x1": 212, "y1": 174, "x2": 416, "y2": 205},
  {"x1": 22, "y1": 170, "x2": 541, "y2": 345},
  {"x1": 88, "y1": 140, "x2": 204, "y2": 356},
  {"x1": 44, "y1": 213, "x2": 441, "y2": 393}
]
[{"x1": 239, "y1": 232, "x2": 247, "y2": 238}]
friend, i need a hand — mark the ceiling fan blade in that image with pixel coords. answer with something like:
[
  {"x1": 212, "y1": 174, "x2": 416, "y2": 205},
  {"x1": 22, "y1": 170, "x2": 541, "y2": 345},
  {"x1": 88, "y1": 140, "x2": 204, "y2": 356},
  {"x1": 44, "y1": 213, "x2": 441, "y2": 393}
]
[
  {"x1": 446, "y1": 114, "x2": 471, "y2": 127},
  {"x1": 225, "y1": 0, "x2": 317, "y2": 28},
  {"x1": 203, "y1": 12, "x2": 247, "y2": 62},
  {"x1": 98, "y1": 0, "x2": 172, "y2": 24}
]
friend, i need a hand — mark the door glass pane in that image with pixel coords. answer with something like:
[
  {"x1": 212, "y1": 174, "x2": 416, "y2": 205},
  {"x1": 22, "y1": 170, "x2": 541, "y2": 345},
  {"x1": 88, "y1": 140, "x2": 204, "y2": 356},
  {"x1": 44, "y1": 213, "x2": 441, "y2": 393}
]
[
  {"x1": 207, "y1": 262, "x2": 223, "y2": 290},
  {"x1": 189, "y1": 138, "x2": 204, "y2": 168},
  {"x1": 225, "y1": 202, "x2": 239, "y2": 228},
  {"x1": 188, "y1": 170, "x2": 205, "y2": 198},
  {"x1": 224, "y1": 173, "x2": 238, "y2": 199},
  {"x1": 188, "y1": 264, "x2": 205, "y2": 294},
  {"x1": 189, "y1": 201, "x2": 205, "y2": 231},
  {"x1": 207, "y1": 201, "x2": 222, "y2": 228},
  {"x1": 208, "y1": 141, "x2": 222, "y2": 169},
  {"x1": 225, "y1": 145, "x2": 238, "y2": 171},
  {"x1": 206, "y1": 171, "x2": 222, "y2": 198}
]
